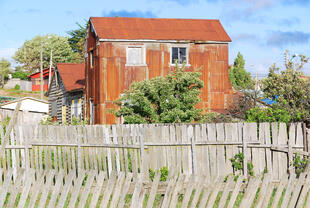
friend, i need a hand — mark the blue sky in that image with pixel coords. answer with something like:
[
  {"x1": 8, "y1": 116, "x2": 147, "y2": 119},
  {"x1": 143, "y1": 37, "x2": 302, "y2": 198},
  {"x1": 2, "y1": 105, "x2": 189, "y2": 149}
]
[{"x1": 0, "y1": 0, "x2": 310, "y2": 76}]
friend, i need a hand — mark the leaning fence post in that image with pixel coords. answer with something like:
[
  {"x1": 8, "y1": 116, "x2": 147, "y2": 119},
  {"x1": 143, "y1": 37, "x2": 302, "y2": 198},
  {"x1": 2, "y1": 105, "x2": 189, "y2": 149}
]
[
  {"x1": 139, "y1": 125, "x2": 145, "y2": 175},
  {"x1": 77, "y1": 126, "x2": 82, "y2": 174},
  {"x1": 242, "y1": 124, "x2": 248, "y2": 177},
  {"x1": 188, "y1": 125, "x2": 196, "y2": 175},
  {"x1": 24, "y1": 126, "x2": 30, "y2": 171}
]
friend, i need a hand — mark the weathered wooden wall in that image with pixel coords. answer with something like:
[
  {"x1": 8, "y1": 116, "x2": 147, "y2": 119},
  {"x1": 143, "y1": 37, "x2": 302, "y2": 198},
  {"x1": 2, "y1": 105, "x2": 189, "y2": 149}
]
[
  {"x1": 85, "y1": 29, "x2": 235, "y2": 124},
  {"x1": 0, "y1": 123, "x2": 309, "y2": 182}
]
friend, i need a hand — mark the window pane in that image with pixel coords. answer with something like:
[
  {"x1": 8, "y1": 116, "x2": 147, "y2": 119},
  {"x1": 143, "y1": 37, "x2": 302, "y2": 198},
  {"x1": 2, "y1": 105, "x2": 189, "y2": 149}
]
[
  {"x1": 172, "y1": 47, "x2": 179, "y2": 64},
  {"x1": 127, "y1": 47, "x2": 143, "y2": 65},
  {"x1": 179, "y1": 48, "x2": 186, "y2": 64}
]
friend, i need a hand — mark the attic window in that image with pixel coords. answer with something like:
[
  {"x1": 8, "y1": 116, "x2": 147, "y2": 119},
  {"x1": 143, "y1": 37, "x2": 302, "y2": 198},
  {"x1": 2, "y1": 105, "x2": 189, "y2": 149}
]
[
  {"x1": 126, "y1": 46, "x2": 146, "y2": 66},
  {"x1": 171, "y1": 47, "x2": 188, "y2": 64}
]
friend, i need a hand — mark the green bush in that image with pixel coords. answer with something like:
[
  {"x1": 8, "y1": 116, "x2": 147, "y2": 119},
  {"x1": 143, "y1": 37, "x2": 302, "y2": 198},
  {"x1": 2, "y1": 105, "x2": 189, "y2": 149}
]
[
  {"x1": 245, "y1": 107, "x2": 291, "y2": 123},
  {"x1": 149, "y1": 166, "x2": 169, "y2": 181},
  {"x1": 230, "y1": 152, "x2": 254, "y2": 177},
  {"x1": 292, "y1": 153, "x2": 308, "y2": 177},
  {"x1": 12, "y1": 71, "x2": 29, "y2": 80},
  {"x1": 14, "y1": 84, "x2": 20, "y2": 90}
]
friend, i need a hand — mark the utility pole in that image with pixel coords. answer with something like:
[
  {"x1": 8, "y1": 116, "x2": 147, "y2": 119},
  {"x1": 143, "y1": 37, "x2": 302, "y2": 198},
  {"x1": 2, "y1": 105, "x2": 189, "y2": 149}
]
[
  {"x1": 40, "y1": 43, "x2": 43, "y2": 100},
  {"x1": 48, "y1": 49, "x2": 53, "y2": 88}
]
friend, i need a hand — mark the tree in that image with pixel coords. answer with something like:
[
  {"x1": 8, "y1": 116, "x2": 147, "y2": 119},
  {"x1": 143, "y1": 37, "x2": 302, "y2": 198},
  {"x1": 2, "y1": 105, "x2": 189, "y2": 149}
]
[
  {"x1": 114, "y1": 63, "x2": 204, "y2": 124},
  {"x1": 13, "y1": 34, "x2": 76, "y2": 74},
  {"x1": 229, "y1": 52, "x2": 254, "y2": 90},
  {"x1": 67, "y1": 22, "x2": 87, "y2": 63},
  {"x1": 262, "y1": 53, "x2": 310, "y2": 121},
  {"x1": 0, "y1": 58, "x2": 12, "y2": 88}
]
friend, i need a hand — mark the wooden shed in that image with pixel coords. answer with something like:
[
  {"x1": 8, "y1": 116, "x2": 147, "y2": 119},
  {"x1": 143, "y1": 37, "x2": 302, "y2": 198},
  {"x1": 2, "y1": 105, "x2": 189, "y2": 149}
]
[
  {"x1": 47, "y1": 63, "x2": 85, "y2": 124},
  {"x1": 85, "y1": 17, "x2": 235, "y2": 124}
]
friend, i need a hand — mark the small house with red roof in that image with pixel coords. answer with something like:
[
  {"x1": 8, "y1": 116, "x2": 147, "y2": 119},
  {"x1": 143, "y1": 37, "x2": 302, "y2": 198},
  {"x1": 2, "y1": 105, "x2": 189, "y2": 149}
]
[
  {"x1": 85, "y1": 17, "x2": 235, "y2": 124},
  {"x1": 29, "y1": 68, "x2": 54, "y2": 91},
  {"x1": 47, "y1": 63, "x2": 85, "y2": 124}
]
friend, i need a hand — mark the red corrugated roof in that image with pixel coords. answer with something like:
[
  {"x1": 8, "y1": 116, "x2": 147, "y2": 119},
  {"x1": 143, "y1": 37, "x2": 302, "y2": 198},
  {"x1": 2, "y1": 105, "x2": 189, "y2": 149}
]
[
  {"x1": 90, "y1": 17, "x2": 231, "y2": 42},
  {"x1": 56, "y1": 63, "x2": 85, "y2": 92},
  {"x1": 29, "y1": 68, "x2": 54, "y2": 79}
]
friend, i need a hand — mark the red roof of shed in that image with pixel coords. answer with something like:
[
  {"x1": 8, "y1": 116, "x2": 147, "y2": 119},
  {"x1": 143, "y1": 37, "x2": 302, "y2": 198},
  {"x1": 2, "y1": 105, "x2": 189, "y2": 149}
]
[
  {"x1": 29, "y1": 68, "x2": 54, "y2": 79},
  {"x1": 56, "y1": 63, "x2": 85, "y2": 92},
  {"x1": 90, "y1": 17, "x2": 231, "y2": 42}
]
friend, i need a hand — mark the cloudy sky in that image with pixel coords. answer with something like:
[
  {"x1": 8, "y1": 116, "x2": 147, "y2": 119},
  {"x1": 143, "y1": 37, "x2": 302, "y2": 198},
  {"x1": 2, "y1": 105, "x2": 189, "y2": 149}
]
[{"x1": 0, "y1": 0, "x2": 309, "y2": 76}]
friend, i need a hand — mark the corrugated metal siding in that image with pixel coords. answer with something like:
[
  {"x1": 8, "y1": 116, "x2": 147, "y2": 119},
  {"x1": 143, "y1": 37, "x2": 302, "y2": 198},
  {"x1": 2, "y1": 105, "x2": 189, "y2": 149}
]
[{"x1": 85, "y1": 29, "x2": 234, "y2": 124}]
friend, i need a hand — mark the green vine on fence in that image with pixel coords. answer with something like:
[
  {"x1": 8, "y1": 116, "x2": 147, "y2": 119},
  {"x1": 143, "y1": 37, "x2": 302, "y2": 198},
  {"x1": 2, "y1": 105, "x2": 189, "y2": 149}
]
[
  {"x1": 149, "y1": 166, "x2": 169, "y2": 182},
  {"x1": 230, "y1": 152, "x2": 254, "y2": 178},
  {"x1": 292, "y1": 153, "x2": 308, "y2": 177}
]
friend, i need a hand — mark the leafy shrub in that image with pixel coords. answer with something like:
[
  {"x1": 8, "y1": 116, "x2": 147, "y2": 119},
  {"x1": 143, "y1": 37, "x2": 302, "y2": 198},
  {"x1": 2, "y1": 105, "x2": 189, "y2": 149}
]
[
  {"x1": 12, "y1": 71, "x2": 29, "y2": 80},
  {"x1": 245, "y1": 107, "x2": 291, "y2": 123},
  {"x1": 14, "y1": 84, "x2": 20, "y2": 90},
  {"x1": 149, "y1": 166, "x2": 169, "y2": 181},
  {"x1": 292, "y1": 153, "x2": 308, "y2": 177},
  {"x1": 202, "y1": 112, "x2": 234, "y2": 123},
  {"x1": 230, "y1": 152, "x2": 254, "y2": 177}
]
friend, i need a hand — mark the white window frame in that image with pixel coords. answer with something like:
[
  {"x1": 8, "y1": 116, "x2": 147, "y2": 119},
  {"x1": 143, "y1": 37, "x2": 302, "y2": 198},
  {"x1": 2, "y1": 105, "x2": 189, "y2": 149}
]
[
  {"x1": 169, "y1": 44, "x2": 190, "y2": 66},
  {"x1": 125, "y1": 45, "x2": 146, "y2": 66}
]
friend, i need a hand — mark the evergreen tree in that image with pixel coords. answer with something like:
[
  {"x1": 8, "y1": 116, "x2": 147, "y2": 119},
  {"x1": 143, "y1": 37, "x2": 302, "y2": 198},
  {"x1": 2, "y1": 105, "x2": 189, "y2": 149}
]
[{"x1": 229, "y1": 52, "x2": 254, "y2": 90}]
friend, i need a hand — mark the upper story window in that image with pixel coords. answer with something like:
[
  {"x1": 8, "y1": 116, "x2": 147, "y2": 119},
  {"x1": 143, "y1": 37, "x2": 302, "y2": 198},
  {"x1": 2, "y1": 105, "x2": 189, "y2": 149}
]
[
  {"x1": 90, "y1": 50, "x2": 94, "y2": 68},
  {"x1": 126, "y1": 46, "x2": 146, "y2": 66},
  {"x1": 171, "y1": 47, "x2": 188, "y2": 65}
]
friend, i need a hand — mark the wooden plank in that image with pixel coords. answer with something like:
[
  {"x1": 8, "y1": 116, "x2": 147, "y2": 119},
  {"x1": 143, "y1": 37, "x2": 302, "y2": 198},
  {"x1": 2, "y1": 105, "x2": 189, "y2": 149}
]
[
  {"x1": 37, "y1": 170, "x2": 55, "y2": 208},
  {"x1": 28, "y1": 170, "x2": 47, "y2": 208},
  {"x1": 242, "y1": 123, "x2": 248, "y2": 177},
  {"x1": 67, "y1": 170, "x2": 86, "y2": 208},
  {"x1": 118, "y1": 172, "x2": 133, "y2": 208},
  {"x1": 201, "y1": 124, "x2": 210, "y2": 180},
  {"x1": 250, "y1": 123, "x2": 260, "y2": 175},
  {"x1": 270, "y1": 174, "x2": 289, "y2": 208},
  {"x1": 146, "y1": 172, "x2": 160, "y2": 208},
  {"x1": 218, "y1": 175, "x2": 234, "y2": 208},
  {"x1": 288, "y1": 124, "x2": 295, "y2": 175},
  {"x1": 296, "y1": 172, "x2": 310, "y2": 208},
  {"x1": 272, "y1": 122, "x2": 280, "y2": 180},
  {"x1": 131, "y1": 174, "x2": 143, "y2": 208},
  {"x1": 188, "y1": 125, "x2": 196, "y2": 174},
  {"x1": 100, "y1": 172, "x2": 117, "y2": 208},
  {"x1": 280, "y1": 174, "x2": 296, "y2": 208},
  {"x1": 288, "y1": 172, "x2": 306, "y2": 208},
  {"x1": 0, "y1": 169, "x2": 13, "y2": 207},
  {"x1": 57, "y1": 170, "x2": 75, "y2": 208},
  {"x1": 239, "y1": 176, "x2": 260, "y2": 208},
  {"x1": 109, "y1": 172, "x2": 125, "y2": 208},
  {"x1": 7, "y1": 169, "x2": 24, "y2": 208},
  {"x1": 181, "y1": 175, "x2": 196, "y2": 208},
  {"x1": 225, "y1": 123, "x2": 234, "y2": 174},
  {"x1": 261, "y1": 183, "x2": 275, "y2": 208},
  {"x1": 17, "y1": 169, "x2": 35, "y2": 208},
  {"x1": 255, "y1": 174, "x2": 271, "y2": 208},
  {"x1": 207, "y1": 123, "x2": 217, "y2": 179},
  {"x1": 226, "y1": 175, "x2": 244, "y2": 208},
  {"x1": 170, "y1": 175, "x2": 185, "y2": 208},
  {"x1": 169, "y1": 125, "x2": 177, "y2": 176},
  {"x1": 104, "y1": 126, "x2": 112, "y2": 176},
  {"x1": 78, "y1": 170, "x2": 96, "y2": 208},
  {"x1": 278, "y1": 123, "x2": 288, "y2": 179},
  {"x1": 175, "y1": 125, "x2": 182, "y2": 174},
  {"x1": 189, "y1": 177, "x2": 204, "y2": 208},
  {"x1": 46, "y1": 170, "x2": 64, "y2": 208},
  {"x1": 88, "y1": 171, "x2": 106, "y2": 208},
  {"x1": 206, "y1": 176, "x2": 223, "y2": 207},
  {"x1": 161, "y1": 176, "x2": 177, "y2": 208},
  {"x1": 216, "y1": 123, "x2": 225, "y2": 176}
]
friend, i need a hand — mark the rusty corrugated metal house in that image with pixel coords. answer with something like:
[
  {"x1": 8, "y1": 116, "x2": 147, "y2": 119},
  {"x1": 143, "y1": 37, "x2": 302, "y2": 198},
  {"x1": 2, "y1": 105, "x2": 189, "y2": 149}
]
[
  {"x1": 85, "y1": 17, "x2": 234, "y2": 124},
  {"x1": 47, "y1": 63, "x2": 85, "y2": 124}
]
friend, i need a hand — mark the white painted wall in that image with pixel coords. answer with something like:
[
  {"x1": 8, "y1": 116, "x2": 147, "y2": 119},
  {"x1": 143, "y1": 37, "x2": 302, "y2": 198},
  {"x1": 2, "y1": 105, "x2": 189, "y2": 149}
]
[{"x1": 0, "y1": 98, "x2": 48, "y2": 113}]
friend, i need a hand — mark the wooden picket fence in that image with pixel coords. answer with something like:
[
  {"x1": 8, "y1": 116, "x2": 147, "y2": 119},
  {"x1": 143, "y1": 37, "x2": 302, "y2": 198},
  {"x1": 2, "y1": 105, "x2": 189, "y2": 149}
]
[
  {"x1": 0, "y1": 123, "x2": 309, "y2": 181},
  {"x1": 0, "y1": 168, "x2": 310, "y2": 208}
]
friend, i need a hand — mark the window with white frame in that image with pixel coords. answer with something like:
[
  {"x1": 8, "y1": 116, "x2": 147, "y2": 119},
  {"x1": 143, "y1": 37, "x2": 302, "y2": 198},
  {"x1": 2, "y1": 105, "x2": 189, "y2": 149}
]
[
  {"x1": 171, "y1": 47, "x2": 188, "y2": 64},
  {"x1": 126, "y1": 46, "x2": 145, "y2": 66},
  {"x1": 71, "y1": 98, "x2": 82, "y2": 120}
]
